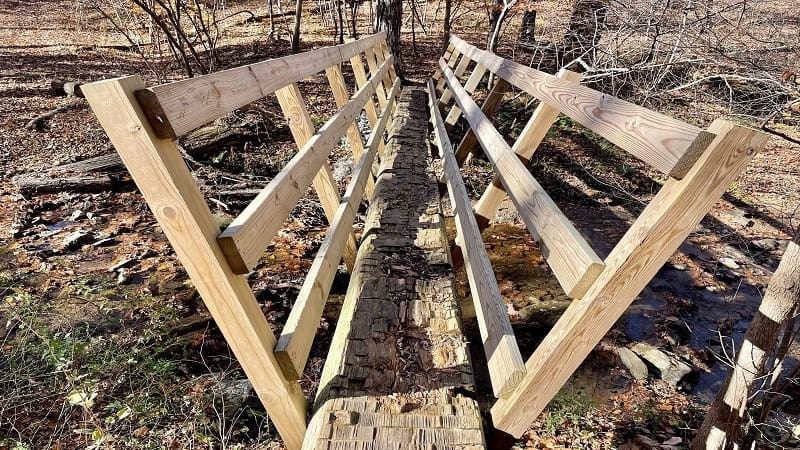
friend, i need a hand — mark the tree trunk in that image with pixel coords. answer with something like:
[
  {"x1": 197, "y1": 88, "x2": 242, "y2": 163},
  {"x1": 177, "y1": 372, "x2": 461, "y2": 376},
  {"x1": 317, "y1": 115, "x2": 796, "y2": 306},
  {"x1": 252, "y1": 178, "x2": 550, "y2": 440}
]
[
  {"x1": 375, "y1": 0, "x2": 403, "y2": 77},
  {"x1": 691, "y1": 225, "x2": 800, "y2": 449},
  {"x1": 562, "y1": 0, "x2": 606, "y2": 63},
  {"x1": 519, "y1": 9, "x2": 536, "y2": 45},
  {"x1": 441, "y1": 0, "x2": 451, "y2": 53},
  {"x1": 292, "y1": 0, "x2": 303, "y2": 53}
]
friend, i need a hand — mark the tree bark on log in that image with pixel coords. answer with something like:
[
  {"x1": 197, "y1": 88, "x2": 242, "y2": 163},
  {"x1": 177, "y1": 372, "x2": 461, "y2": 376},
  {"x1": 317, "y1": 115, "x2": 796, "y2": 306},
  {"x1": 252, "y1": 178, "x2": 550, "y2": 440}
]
[
  {"x1": 13, "y1": 174, "x2": 113, "y2": 195},
  {"x1": 691, "y1": 225, "x2": 800, "y2": 449},
  {"x1": 376, "y1": 0, "x2": 403, "y2": 77}
]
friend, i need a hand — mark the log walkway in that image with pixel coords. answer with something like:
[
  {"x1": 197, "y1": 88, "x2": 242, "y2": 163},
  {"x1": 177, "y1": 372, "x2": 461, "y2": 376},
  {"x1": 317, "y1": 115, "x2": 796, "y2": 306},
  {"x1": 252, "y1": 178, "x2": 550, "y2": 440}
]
[{"x1": 304, "y1": 87, "x2": 485, "y2": 449}]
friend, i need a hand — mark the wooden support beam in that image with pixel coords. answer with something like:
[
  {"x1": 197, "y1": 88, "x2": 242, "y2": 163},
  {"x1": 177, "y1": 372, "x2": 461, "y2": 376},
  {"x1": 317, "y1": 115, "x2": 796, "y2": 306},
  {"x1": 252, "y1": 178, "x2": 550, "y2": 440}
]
[
  {"x1": 490, "y1": 119, "x2": 769, "y2": 437},
  {"x1": 440, "y1": 59, "x2": 604, "y2": 299},
  {"x1": 82, "y1": 76, "x2": 308, "y2": 450},
  {"x1": 474, "y1": 69, "x2": 583, "y2": 230},
  {"x1": 217, "y1": 58, "x2": 393, "y2": 274},
  {"x1": 378, "y1": 40, "x2": 398, "y2": 82},
  {"x1": 448, "y1": 34, "x2": 715, "y2": 179},
  {"x1": 347, "y1": 51, "x2": 380, "y2": 125},
  {"x1": 275, "y1": 79, "x2": 401, "y2": 380},
  {"x1": 427, "y1": 79, "x2": 525, "y2": 398},
  {"x1": 274, "y1": 82, "x2": 358, "y2": 271},
  {"x1": 444, "y1": 63, "x2": 487, "y2": 128},
  {"x1": 364, "y1": 46, "x2": 389, "y2": 109},
  {"x1": 435, "y1": 47, "x2": 462, "y2": 93},
  {"x1": 438, "y1": 54, "x2": 471, "y2": 105},
  {"x1": 325, "y1": 64, "x2": 375, "y2": 199},
  {"x1": 452, "y1": 78, "x2": 510, "y2": 165},
  {"x1": 431, "y1": 43, "x2": 455, "y2": 84},
  {"x1": 137, "y1": 31, "x2": 387, "y2": 139}
]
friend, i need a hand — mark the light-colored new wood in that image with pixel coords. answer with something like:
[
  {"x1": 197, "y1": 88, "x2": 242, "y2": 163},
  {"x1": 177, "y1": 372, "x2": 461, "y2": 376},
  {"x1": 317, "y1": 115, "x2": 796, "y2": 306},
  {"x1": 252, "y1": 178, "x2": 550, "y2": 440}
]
[
  {"x1": 378, "y1": 40, "x2": 398, "y2": 82},
  {"x1": 427, "y1": 79, "x2": 525, "y2": 398},
  {"x1": 275, "y1": 79, "x2": 401, "y2": 380},
  {"x1": 435, "y1": 47, "x2": 462, "y2": 93},
  {"x1": 142, "y1": 32, "x2": 387, "y2": 139},
  {"x1": 438, "y1": 54, "x2": 471, "y2": 105},
  {"x1": 440, "y1": 59, "x2": 604, "y2": 298},
  {"x1": 444, "y1": 63, "x2": 487, "y2": 128},
  {"x1": 273, "y1": 82, "x2": 358, "y2": 272},
  {"x1": 448, "y1": 35, "x2": 713, "y2": 178},
  {"x1": 347, "y1": 51, "x2": 380, "y2": 125},
  {"x1": 371, "y1": 44, "x2": 394, "y2": 96},
  {"x1": 474, "y1": 69, "x2": 583, "y2": 226},
  {"x1": 325, "y1": 64, "x2": 375, "y2": 199},
  {"x1": 364, "y1": 46, "x2": 389, "y2": 109},
  {"x1": 452, "y1": 78, "x2": 510, "y2": 165},
  {"x1": 217, "y1": 57, "x2": 393, "y2": 274},
  {"x1": 431, "y1": 43, "x2": 455, "y2": 84},
  {"x1": 491, "y1": 119, "x2": 769, "y2": 437},
  {"x1": 82, "y1": 76, "x2": 308, "y2": 450}
]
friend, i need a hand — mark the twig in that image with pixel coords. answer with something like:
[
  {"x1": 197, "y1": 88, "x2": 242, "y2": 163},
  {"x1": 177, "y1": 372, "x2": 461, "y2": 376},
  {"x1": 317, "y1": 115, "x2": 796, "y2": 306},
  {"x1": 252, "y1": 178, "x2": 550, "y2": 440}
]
[{"x1": 25, "y1": 100, "x2": 87, "y2": 131}]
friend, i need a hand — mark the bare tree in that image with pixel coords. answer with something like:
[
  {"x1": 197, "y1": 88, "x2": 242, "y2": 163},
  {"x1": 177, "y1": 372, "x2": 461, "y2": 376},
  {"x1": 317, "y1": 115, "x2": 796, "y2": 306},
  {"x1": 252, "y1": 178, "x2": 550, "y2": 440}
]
[
  {"x1": 292, "y1": 0, "x2": 303, "y2": 53},
  {"x1": 692, "y1": 225, "x2": 800, "y2": 449},
  {"x1": 375, "y1": 0, "x2": 404, "y2": 77}
]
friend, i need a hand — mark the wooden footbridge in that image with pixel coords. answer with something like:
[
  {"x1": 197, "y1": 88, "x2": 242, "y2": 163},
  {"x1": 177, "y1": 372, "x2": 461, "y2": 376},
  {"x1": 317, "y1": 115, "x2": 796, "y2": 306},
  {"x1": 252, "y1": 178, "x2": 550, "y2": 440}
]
[{"x1": 83, "y1": 32, "x2": 769, "y2": 449}]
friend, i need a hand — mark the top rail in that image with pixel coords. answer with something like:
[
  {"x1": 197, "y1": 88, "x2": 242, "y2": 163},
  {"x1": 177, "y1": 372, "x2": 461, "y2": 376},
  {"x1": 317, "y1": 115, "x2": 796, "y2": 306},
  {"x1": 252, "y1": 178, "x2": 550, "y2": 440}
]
[
  {"x1": 135, "y1": 32, "x2": 387, "y2": 139},
  {"x1": 448, "y1": 34, "x2": 715, "y2": 179}
]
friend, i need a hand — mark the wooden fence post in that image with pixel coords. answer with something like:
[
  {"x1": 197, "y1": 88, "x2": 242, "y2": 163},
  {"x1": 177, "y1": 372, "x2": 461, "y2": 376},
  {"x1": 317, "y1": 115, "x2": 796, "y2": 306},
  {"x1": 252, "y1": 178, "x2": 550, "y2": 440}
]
[
  {"x1": 275, "y1": 82, "x2": 358, "y2": 271},
  {"x1": 82, "y1": 76, "x2": 308, "y2": 450}
]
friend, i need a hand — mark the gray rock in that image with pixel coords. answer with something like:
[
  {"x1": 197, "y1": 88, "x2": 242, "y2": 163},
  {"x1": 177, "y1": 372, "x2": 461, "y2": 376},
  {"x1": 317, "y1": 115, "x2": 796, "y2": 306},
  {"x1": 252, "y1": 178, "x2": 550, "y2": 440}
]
[
  {"x1": 632, "y1": 343, "x2": 693, "y2": 387},
  {"x1": 719, "y1": 257, "x2": 740, "y2": 270},
  {"x1": 332, "y1": 157, "x2": 354, "y2": 182},
  {"x1": 63, "y1": 230, "x2": 93, "y2": 250},
  {"x1": 117, "y1": 268, "x2": 131, "y2": 285},
  {"x1": 619, "y1": 347, "x2": 648, "y2": 381},
  {"x1": 109, "y1": 257, "x2": 136, "y2": 272},
  {"x1": 69, "y1": 210, "x2": 85, "y2": 221},
  {"x1": 671, "y1": 263, "x2": 687, "y2": 271}
]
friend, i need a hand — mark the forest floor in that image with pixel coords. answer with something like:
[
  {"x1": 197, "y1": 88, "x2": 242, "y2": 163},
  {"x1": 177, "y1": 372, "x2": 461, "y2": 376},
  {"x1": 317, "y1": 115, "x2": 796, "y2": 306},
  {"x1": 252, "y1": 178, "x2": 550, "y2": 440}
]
[{"x1": 1, "y1": 0, "x2": 799, "y2": 449}]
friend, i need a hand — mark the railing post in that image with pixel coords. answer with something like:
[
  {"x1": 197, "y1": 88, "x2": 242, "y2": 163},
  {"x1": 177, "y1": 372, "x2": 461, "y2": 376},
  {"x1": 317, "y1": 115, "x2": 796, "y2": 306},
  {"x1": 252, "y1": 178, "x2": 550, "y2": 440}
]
[
  {"x1": 275, "y1": 83, "x2": 358, "y2": 271},
  {"x1": 82, "y1": 76, "x2": 308, "y2": 450},
  {"x1": 363, "y1": 46, "x2": 389, "y2": 109},
  {"x1": 452, "y1": 78, "x2": 510, "y2": 165},
  {"x1": 490, "y1": 119, "x2": 769, "y2": 437}
]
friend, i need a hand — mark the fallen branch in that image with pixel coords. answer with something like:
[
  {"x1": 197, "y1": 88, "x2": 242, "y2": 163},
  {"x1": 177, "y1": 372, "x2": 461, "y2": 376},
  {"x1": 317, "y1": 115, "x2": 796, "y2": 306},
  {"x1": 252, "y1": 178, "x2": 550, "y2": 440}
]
[
  {"x1": 25, "y1": 100, "x2": 87, "y2": 131},
  {"x1": 13, "y1": 174, "x2": 113, "y2": 195}
]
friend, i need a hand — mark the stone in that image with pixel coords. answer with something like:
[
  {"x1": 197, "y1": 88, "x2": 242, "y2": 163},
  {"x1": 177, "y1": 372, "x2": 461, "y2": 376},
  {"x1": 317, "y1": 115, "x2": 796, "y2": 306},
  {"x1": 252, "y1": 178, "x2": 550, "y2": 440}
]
[
  {"x1": 69, "y1": 209, "x2": 85, "y2": 221},
  {"x1": 63, "y1": 230, "x2": 94, "y2": 250},
  {"x1": 631, "y1": 343, "x2": 693, "y2": 387},
  {"x1": 117, "y1": 268, "x2": 131, "y2": 285},
  {"x1": 618, "y1": 347, "x2": 648, "y2": 381},
  {"x1": 332, "y1": 157, "x2": 354, "y2": 182},
  {"x1": 671, "y1": 263, "x2": 687, "y2": 271},
  {"x1": 109, "y1": 257, "x2": 137, "y2": 272},
  {"x1": 719, "y1": 257, "x2": 740, "y2": 270}
]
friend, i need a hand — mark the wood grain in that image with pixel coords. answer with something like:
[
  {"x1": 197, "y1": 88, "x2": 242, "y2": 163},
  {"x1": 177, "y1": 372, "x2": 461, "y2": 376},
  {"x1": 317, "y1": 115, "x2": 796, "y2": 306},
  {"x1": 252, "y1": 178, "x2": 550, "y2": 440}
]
[
  {"x1": 448, "y1": 34, "x2": 713, "y2": 178},
  {"x1": 82, "y1": 76, "x2": 308, "y2": 450},
  {"x1": 444, "y1": 63, "x2": 487, "y2": 128},
  {"x1": 452, "y1": 78, "x2": 509, "y2": 165},
  {"x1": 275, "y1": 79, "x2": 401, "y2": 380},
  {"x1": 273, "y1": 82, "x2": 357, "y2": 272},
  {"x1": 364, "y1": 46, "x2": 388, "y2": 109},
  {"x1": 140, "y1": 32, "x2": 387, "y2": 138},
  {"x1": 491, "y1": 119, "x2": 769, "y2": 437},
  {"x1": 474, "y1": 69, "x2": 583, "y2": 228},
  {"x1": 428, "y1": 79, "x2": 525, "y2": 398},
  {"x1": 438, "y1": 53, "x2": 471, "y2": 105},
  {"x1": 440, "y1": 59, "x2": 604, "y2": 299},
  {"x1": 217, "y1": 57, "x2": 393, "y2": 274}
]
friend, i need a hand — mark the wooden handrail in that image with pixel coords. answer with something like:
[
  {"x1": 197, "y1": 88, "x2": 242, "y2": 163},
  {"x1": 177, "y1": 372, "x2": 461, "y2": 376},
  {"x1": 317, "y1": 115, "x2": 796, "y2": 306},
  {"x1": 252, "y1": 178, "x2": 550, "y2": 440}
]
[
  {"x1": 275, "y1": 79, "x2": 402, "y2": 380},
  {"x1": 217, "y1": 56, "x2": 394, "y2": 274},
  {"x1": 448, "y1": 34, "x2": 715, "y2": 179},
  {"x1": 440, "y1": 59, "x2": 605, "y2": 299},
  {"x1": 428, "y1": 79, "x2": 526, "y2": 398},
  {"x1": 135, "y1": 32, "x2": 387, "y2": 139}
]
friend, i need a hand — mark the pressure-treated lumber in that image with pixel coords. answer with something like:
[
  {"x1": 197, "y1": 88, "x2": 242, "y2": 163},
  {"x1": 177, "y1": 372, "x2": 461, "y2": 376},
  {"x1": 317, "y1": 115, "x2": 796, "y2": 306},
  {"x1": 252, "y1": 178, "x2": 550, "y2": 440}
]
[
  {"x1": 135, "y1": 32, "x2": 387, "y2": 139},
  {"x1": 347, "y1": 51, "x2": 380, "y2": 125},
  {"x1": 438, "y1": 53, "x2": 471, "y2": 105},
  {"x1": 427, "y1": 79, "x2": 525, "y2": 398},
  {"x1": 274, "y1": 79, "x2": 401, "y2": 380},
  {"x1": 217, "y1": 58, "x2": 393, "y2": 274},
  {"x1": 491, "y1": 119, "x2": 769, "y2": 437},
  {"x1": 444, "y1": 63, "x2": 487, "y2": 128},
  {"x1": 378, "y1": 40, "x2": 398, "y2": 82},
  {"x1": 81, "y1": 76, "x2": 308, "y2": 450},
  {"x1": 372, "y1": 42, "x2": 395, "y2": 93},
  {"x1": 453, "y1": 78, "x2": 510, "y2": 165},
  {"x1": 440, "y1": 59, "x2": 604, "y2": 299},
  {"x1": 274, "y1": 82, "x2": 358, "y2": 272},
  {"x1": 325, "y1": 64, "x2": 375, "y2": 199},
  {"x1": 431, "y1": 43, "x2": 455, "y2": 84},
  {"x1": 435, "y1": 47, "x2": 462, "y2": 93},
  {"x1": 363, "y1": 46, "x2": 389, "y2": 109},
  {"x1": 474, "y1": 69, "x2": 583, "y2": 229},
  {"x1": 448, "y1": 35, "x2": 715, "y2": 179}
]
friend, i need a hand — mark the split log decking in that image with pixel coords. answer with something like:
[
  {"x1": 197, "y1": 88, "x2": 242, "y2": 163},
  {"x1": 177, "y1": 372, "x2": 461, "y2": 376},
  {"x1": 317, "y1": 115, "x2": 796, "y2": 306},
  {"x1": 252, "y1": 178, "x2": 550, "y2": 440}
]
[{"x1": 83, "y1": 32, "x2": 770, "y2": 449}]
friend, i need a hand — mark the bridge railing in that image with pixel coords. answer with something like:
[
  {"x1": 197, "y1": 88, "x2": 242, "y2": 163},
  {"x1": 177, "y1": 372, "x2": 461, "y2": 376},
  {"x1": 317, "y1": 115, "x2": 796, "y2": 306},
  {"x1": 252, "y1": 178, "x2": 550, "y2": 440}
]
[
  {"x1": 432, "y1": 33, "x2": 769, "y2": 438},
  {"x1": 82, "y1": 33, "x2": 399, "y2": 450}
]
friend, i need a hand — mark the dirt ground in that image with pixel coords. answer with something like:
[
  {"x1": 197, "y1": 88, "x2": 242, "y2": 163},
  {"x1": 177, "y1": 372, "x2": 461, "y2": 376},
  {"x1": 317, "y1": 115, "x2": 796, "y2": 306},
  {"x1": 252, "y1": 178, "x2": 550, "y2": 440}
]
[{"x1": 1, "y1": 0, "x2": 799, "y2": 449}]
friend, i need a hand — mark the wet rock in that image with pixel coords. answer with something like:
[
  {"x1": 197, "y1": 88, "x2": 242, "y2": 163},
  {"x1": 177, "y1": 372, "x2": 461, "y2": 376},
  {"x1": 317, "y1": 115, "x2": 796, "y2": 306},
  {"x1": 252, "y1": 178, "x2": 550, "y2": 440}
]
[
  {"x1": 618, "y1": 347, "x2": 648, "y2": 381},
  {"x1": 69, "y1": 210, "x2": 85, "y2": 221},
  {"x1": 719, "y1": 257, "x2": 740, "y2": 270},
  {"x1": 631, "y1": 343, "x2": 694, "y2": 387},
  {"x1": 63, "y1": 230, "x2": 94, "y2": 250}
]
